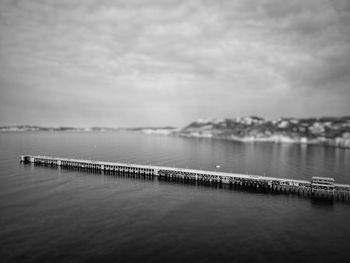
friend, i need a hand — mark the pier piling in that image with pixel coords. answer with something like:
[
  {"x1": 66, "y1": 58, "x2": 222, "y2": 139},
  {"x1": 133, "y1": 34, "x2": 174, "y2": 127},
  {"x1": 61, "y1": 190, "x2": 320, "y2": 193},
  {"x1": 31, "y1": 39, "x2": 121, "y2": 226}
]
[{"x1": 20, "y1": 155, "x2": 350, "y2": 202}]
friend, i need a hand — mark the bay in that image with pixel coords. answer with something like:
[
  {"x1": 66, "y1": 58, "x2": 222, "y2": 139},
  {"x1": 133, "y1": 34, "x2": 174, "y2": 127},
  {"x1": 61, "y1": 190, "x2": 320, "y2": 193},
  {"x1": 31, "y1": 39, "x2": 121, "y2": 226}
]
[{"x1": 0, "y1": 132, "x2": 349, "y2": 263}]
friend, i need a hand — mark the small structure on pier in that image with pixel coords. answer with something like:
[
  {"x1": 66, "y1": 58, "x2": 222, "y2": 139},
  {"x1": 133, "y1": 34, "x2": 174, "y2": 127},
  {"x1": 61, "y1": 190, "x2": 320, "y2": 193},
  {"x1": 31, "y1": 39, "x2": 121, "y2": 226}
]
[{"x1": 311, "y1": 177, "x2": 335, "y2": 199}]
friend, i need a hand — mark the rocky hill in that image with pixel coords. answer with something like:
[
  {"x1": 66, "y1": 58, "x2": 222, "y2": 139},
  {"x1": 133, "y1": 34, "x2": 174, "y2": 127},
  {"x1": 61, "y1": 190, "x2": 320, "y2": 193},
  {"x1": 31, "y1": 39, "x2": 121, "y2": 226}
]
[{"x1": 178, "y1": 116, "x2": 350, "y2": 148}]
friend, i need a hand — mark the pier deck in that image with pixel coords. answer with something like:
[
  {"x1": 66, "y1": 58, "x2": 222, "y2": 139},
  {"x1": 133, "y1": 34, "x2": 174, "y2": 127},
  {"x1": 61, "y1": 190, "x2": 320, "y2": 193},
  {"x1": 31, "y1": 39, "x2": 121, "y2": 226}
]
[{"x1": 20, "y1": 155, "x2": 350, "y2": 202}]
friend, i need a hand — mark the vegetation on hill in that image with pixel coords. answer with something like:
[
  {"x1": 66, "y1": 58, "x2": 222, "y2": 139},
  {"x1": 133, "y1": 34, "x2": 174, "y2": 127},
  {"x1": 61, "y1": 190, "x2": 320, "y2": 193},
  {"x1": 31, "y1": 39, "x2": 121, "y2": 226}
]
[{"x1": 178, "y1": 116, "x2": 350, "y2": 148}]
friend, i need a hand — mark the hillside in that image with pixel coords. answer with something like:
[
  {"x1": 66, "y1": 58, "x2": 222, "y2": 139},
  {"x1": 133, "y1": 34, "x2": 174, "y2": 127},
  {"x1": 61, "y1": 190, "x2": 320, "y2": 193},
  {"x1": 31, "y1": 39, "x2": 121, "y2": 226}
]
[
  {"x1": 178, "y1": 116, "x2": 350, "y2": 148},
  {"x1": 2, "y1": 117, "x2": 350, "y2": 148}
]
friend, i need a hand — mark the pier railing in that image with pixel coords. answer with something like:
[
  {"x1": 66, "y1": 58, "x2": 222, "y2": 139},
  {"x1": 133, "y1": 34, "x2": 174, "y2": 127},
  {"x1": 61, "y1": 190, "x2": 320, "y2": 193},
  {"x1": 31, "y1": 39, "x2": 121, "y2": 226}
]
[{"x1": 20, "y1": 155, "x2": 350, "y2": 202}]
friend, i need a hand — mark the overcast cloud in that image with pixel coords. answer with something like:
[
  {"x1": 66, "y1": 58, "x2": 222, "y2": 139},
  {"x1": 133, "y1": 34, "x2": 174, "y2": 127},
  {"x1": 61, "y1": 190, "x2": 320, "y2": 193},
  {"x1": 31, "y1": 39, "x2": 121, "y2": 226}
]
[{"x1": 0, "y1": 0, "x2": 349, "y2": 127}]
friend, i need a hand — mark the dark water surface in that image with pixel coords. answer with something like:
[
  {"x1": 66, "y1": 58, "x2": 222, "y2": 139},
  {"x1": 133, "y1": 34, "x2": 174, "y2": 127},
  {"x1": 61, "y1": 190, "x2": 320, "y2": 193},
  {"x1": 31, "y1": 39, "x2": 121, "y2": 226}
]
[{"x1": 1, "y1": 132, "x2": 350, "y2": 263}]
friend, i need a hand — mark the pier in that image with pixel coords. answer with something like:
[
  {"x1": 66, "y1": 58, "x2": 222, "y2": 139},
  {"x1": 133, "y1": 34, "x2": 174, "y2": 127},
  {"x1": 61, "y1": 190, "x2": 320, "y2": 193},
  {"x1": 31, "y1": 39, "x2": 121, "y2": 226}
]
[{"x1": 20, "y1": 155, "x2": 350, "y2": 202}]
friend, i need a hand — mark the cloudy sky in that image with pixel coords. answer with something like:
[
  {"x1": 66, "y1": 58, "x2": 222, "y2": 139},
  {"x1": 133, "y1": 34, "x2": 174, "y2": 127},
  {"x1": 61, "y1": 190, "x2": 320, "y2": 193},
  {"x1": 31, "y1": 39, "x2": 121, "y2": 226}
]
[{"x1": 0, "y1": 0, "x2": 349, "y2": 127}]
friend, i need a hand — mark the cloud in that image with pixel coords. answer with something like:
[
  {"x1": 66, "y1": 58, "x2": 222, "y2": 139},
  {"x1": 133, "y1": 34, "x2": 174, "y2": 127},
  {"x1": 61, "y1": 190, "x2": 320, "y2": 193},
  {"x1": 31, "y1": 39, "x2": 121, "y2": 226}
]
[{"x1": 0, "y1": 0, "x2": 349, "y2": 126}]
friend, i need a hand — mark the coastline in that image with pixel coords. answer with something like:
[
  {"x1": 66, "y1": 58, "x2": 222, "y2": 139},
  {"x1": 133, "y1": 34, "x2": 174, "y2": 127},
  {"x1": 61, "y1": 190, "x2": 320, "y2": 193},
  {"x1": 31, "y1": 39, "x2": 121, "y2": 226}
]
[{"x1": 177, "y1": 132, "x2": 350, "y2": 149}]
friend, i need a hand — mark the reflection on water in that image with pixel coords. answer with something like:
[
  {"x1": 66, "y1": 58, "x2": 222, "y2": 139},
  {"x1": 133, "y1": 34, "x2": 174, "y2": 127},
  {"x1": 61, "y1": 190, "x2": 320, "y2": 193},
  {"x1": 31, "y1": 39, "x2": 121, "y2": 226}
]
[
  {"x1": 5, "y1": 131, "x2": 349, "y2": 182},
  {"x1": 0, "y1": 132, "x2": 350, "y2": 263}
]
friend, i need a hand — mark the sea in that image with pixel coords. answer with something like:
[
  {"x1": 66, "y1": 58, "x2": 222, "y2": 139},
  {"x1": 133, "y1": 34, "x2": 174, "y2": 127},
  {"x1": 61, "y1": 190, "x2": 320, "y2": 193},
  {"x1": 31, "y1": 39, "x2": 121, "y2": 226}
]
[{"x1": 1, "y1": 132, "x2": 350, "y2": 263}]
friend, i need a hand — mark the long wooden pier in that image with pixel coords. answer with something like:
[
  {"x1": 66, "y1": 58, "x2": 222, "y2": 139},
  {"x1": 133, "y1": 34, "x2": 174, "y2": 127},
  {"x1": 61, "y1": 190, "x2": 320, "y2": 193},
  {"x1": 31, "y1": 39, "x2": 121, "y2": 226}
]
[{"x1": 20, "y1": 155, "x2": 350, "y2": 202}]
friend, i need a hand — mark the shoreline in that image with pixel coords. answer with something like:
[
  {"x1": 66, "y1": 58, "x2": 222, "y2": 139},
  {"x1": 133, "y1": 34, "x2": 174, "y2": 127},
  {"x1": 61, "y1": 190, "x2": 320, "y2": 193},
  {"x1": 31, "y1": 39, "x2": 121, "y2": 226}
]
[{"x1": 177, "y1": 133, "x2": 350, "y2": 149}]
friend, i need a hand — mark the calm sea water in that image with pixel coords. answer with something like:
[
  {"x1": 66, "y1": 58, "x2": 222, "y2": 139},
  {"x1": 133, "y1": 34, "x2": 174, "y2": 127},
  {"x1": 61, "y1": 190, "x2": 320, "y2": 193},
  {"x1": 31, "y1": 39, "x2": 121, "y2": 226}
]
[{"x1": 1, "y1": 132, "x2": 350, "y2": 263}]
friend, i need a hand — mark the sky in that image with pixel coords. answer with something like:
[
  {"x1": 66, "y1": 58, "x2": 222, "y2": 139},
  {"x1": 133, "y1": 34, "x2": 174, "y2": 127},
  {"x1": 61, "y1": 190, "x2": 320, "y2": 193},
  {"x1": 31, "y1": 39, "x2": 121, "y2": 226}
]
[{"x1": 0, "y1": 0, "x2": 349, "y2": 127}]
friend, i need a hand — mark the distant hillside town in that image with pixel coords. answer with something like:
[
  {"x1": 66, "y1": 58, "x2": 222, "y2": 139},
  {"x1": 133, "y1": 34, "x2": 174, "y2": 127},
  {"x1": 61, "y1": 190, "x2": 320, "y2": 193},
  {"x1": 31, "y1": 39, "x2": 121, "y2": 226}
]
[
  {"x1": 1, "y1": 116, "x2": 350, "y2": 148},
  {"x1": 178, "y1": 116, "x2": 350, "y2": 148}
]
